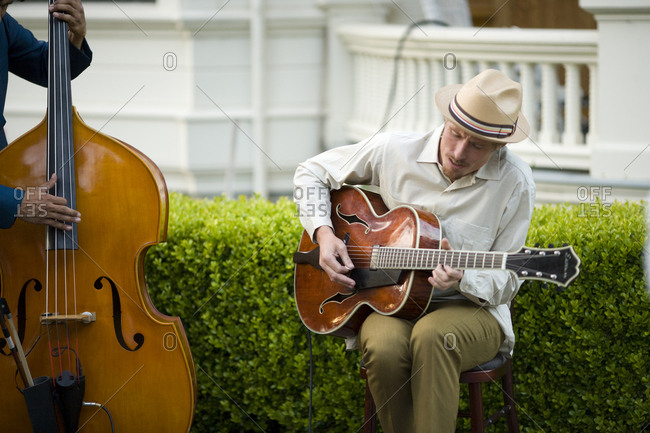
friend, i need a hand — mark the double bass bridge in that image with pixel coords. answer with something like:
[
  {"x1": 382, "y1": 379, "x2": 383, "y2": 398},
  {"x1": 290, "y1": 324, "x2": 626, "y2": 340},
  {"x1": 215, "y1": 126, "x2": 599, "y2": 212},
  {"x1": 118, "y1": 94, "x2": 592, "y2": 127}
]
[{"x1": 39, "y1": 312, "x2": 96, "y2": 325}]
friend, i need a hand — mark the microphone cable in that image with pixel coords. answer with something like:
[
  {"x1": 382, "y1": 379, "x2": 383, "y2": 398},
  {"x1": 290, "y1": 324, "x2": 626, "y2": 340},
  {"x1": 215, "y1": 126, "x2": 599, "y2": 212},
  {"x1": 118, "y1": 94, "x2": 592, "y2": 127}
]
[{"x1": 382, "y1": 19, "x2": 449, "y2": 127}]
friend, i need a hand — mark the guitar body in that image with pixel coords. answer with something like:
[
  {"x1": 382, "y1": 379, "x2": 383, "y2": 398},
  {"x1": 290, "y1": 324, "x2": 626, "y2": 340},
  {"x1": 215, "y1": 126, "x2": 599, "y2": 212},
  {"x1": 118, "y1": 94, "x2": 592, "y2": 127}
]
[{"x1": 294, "y1": 186, "x2": 441, "y2": 338}]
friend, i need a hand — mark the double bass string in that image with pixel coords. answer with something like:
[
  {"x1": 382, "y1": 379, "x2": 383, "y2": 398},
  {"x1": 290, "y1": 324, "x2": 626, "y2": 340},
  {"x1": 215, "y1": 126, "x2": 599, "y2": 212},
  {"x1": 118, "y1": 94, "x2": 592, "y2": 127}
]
[
  {"x1": 58, "y1": 7, "x2": 76, "y2": 381},
  {"x1": 46, "y1": 3, "x2": 79, "y2": 383},
  {"x1": 58, "y1": 6, "x2": 80, "y2": 382}
]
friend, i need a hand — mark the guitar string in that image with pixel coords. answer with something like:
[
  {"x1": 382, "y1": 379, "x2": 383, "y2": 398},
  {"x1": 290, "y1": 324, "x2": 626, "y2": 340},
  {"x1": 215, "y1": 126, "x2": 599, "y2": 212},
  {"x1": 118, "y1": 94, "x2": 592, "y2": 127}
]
[{"x1": 341, "y1": 245, "x2": 558, "y2": 258}]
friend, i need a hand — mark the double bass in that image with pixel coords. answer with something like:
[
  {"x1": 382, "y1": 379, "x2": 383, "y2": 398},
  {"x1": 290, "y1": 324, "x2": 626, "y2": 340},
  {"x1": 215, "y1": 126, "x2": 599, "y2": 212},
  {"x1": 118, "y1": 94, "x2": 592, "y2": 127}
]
[{"x1": 0, "y1": 4, "x2": 197, "y2": 432}]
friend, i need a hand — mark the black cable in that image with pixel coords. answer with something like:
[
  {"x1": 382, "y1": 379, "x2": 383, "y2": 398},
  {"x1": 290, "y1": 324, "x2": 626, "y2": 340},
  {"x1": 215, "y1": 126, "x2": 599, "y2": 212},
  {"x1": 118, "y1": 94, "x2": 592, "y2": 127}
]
[
  {"x1": 83, "y1": 402, "x2": 115, "y2": 433},
  {"x1": 382, "y1": 19, "x2": 449, "y2": 127},
  {"x1": 100, "y1": 404, "x2": 115, "y2": 433}
]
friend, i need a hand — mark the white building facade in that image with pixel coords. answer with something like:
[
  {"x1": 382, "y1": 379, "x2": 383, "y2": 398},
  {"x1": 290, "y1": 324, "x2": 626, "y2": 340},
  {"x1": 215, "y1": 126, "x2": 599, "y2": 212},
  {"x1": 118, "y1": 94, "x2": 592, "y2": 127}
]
[{"x1": 5, "y1": 0, "x2": 650, "y2": 203}]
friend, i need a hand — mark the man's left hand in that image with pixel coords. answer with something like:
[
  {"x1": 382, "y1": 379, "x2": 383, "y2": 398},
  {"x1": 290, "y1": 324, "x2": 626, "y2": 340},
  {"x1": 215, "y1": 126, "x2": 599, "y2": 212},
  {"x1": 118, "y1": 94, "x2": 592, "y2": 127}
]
[
  {"x1": 428, "y1": 238, "x2": 464, "y2": 290},
  {"x1": 49, "y1": 0, "x2": 86, "y2": 50}
]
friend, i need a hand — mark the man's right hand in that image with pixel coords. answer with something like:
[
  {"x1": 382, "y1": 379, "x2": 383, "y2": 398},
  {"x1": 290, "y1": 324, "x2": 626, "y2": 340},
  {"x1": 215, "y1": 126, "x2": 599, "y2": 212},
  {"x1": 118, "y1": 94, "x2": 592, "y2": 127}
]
[
  {"x1": 18, "y1": 174, "x2": 81, "y2": 231},
  {"x1": 315, "y1": 226, "x2": 356, "y2": 290}
]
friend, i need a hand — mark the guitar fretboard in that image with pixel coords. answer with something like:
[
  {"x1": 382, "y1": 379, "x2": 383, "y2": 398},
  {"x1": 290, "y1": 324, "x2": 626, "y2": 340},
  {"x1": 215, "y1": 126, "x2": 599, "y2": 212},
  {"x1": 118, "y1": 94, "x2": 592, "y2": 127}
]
[{"x1": 371, "y1": 247, "x2": 506, "y2": 271}]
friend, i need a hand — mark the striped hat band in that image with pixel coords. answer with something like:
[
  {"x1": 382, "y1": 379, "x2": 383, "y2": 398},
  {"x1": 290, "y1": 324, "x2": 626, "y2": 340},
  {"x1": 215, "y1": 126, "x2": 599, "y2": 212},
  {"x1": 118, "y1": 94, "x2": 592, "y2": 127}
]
[{"x1": 449, "y1": 96, "x2": 518, "y2": 139}]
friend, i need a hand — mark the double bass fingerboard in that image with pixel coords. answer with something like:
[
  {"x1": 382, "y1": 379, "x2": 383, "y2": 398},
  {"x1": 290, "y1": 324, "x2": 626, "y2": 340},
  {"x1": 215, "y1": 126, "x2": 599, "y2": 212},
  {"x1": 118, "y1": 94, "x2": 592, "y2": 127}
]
[{"x1": 46, "y1": 6, "x2": 77, "y2": 251}]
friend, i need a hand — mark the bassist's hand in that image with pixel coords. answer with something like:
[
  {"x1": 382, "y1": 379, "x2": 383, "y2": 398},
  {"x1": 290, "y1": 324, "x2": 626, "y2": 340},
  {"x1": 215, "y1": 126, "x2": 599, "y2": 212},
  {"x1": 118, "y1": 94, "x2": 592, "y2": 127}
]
[
  {"x1": 315, "y1": 226, "x2": 356, "y2": 290},
  {"x1": 49, "y1": 0, "x2": 87, "y2": 50},
  {"x1": 18, "y1": 174, "x2": 81, "y2": 231}
]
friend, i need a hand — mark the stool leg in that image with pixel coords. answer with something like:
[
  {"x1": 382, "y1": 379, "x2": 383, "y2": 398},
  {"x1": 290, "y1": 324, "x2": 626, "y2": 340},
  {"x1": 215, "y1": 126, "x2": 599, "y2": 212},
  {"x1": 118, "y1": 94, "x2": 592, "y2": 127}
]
[
  {"x1": 468, "y1": 382, "x2": 484, "y2": 433},
  {"x1": 502, "y1": 362, "x2": 520, "y2": 433},
  {"x1": 363, "y1": 380, "x2": 377, "y2": 433}
]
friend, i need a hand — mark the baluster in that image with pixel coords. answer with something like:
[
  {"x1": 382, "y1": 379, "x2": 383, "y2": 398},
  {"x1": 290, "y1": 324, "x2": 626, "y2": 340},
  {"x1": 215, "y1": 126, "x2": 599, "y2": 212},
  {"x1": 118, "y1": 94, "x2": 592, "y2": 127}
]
[
  {"x1": 375, "y1": 55, "x2": 389, "y2": 126},
  {"x1": 445, "y1": 59, "x2": 461, "y2": 87},
  {"x1": 431, "y1": 59, "x2": 445, "y2": 126},
  {"x1": 368, "y1": 55, "x2": 380, "y2": 126},
  {"x1": 460, "y1": 60, "x2": 476, "y2": 84},
  {"x1": 406, "y1": 58, "x2": 420, "y2": 131},
  {"x1": 498, "y1": 61, "x2": 515, "y2": 79},
  {"x1": 586, "y1": 63, "x2": 598, "y2": 146},
  {"x1": 562, "y1": 63, "x2": 583, "y2": 146},
  {"x1": 354, "y1": 54, "x2": 366, "y2": 125},
  {"x1": 539, "y1": 63, "x2": 559, "y2": 143},
  {"x1": 519, "y1": 62, "x2": 538, "y2": 141},
  {"x1": 417, "y1": 58, "x2": 431, "y2": 132},
  {"x1": 358, "y1": 54, "x2": 370, "y2": 126},
  {"x1": 477, "y1": 60, "x2": 491, "y2": 73}
]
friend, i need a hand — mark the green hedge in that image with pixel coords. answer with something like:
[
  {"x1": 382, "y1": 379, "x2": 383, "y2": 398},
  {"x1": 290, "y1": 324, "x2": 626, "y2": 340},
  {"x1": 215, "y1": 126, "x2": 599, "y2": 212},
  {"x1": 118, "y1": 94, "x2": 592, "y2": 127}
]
[{"x1": 145, "y1": 193, "x2": 648, "y2": 432}]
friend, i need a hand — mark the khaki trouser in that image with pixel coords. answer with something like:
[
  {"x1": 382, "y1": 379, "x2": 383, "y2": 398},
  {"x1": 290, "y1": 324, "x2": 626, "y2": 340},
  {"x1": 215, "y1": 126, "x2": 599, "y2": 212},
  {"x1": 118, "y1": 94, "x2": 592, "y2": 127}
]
[{"x1": 359, "y1": 301, "x2": 504, "y2": 433}]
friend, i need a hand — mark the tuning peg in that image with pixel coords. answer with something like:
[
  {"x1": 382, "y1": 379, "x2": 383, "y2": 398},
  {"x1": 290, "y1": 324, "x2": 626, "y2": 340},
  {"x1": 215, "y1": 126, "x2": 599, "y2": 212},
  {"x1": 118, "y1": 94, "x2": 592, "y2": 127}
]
[
  {"x1": 548, "y1": 243, "x2": 554, "y2": 248},
  {"x1": 534, "y1": 242, "x2": 540, "y2": 248},
  {"x1": 562, "y1": 243, "x2": 568, "y2": 247}
]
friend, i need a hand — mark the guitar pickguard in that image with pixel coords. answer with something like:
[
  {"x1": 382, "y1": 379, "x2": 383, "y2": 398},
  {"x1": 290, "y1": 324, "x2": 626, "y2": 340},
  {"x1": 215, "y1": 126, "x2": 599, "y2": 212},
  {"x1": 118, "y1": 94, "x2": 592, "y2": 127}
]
[
  {"x1": 350, "y1": 268, "x2": 402, "y2": 290},
  {"x1": 336, "y1": 204, "x2": 370, "y2": 234}
]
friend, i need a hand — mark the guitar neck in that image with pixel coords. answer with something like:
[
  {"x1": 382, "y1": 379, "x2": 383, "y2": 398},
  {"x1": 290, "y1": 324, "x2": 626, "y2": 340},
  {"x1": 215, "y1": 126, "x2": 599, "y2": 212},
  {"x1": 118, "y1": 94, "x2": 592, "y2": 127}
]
[{"x1": 373, "y1": 246, "x2": 506, "y2": 271}]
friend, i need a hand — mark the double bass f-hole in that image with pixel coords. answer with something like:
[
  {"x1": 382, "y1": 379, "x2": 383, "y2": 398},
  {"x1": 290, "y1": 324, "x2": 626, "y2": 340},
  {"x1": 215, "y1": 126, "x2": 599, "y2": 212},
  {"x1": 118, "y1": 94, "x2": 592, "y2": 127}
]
[{"x1": 94, "y1": 276, "x2": 144, "y2": 352}]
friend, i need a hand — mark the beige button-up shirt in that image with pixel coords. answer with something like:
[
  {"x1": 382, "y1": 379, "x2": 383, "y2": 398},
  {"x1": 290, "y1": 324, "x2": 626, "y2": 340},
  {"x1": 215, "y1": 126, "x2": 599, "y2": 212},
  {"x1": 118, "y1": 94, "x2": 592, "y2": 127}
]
[{"x1": 293, "y1": 125, "x2": 536, "y2": 355}]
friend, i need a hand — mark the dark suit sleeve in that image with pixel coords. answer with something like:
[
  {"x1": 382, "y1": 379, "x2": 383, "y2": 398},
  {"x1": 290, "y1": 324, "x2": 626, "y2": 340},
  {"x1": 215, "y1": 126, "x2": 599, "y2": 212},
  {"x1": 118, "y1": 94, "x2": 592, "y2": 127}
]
[
  {"x1": 0, "y1": 184, "x2": 21, "y2": 229},
  {"x1": 4, "y1": 13, "x2": 92, "y2": 87},
  {"x1": 69, "y1": 38, "x2": 93, "y2": 79}
]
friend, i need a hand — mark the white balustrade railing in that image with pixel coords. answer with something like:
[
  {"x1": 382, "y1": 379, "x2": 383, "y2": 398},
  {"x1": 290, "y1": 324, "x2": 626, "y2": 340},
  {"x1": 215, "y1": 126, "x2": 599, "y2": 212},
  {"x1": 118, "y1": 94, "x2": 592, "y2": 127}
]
[{"x1": 339, "y1": 24, "x2": 598, "y2": 171}]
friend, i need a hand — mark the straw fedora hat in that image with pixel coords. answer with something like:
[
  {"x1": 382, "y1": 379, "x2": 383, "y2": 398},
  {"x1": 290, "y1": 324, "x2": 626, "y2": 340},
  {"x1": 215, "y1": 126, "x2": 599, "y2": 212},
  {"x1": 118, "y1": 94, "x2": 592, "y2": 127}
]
[{"x1": 434, "y1": 69, "x2": 530, "y2": 144}]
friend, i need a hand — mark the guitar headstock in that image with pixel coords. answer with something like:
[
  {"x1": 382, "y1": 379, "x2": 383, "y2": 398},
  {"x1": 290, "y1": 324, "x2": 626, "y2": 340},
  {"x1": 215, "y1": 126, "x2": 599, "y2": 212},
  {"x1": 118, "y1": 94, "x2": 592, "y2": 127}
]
[{"x1": 505, "y1": 244, "x2": 581, "y2": 287}]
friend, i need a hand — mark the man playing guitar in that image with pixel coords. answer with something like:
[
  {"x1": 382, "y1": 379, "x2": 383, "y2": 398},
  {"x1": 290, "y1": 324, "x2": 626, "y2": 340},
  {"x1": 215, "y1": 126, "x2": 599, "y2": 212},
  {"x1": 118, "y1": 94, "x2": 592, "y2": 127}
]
[{"x1": 293, "y1": 69, "x2": 536, "y2": 433}]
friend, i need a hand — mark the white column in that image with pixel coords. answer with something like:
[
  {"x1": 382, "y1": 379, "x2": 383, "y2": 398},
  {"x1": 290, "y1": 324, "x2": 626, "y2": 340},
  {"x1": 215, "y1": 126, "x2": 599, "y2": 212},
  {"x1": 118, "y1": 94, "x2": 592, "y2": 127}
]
[
  {"x1": 580, "y1": 0, "x2": 650, "y2": 179},
  {"x1": 317, "y1": 0, "x2": 391, "y2": 149},
  {"x1": 251, "y1": 0, "x2": 267, "y2": 197}
]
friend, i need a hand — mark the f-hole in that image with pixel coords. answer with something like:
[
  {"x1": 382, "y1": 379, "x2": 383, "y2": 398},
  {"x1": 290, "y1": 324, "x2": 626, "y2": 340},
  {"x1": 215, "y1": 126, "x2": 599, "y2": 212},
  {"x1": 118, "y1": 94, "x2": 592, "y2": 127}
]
[{"x1": 94, "y1": 276, "x2": 144, "y2": 352}]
